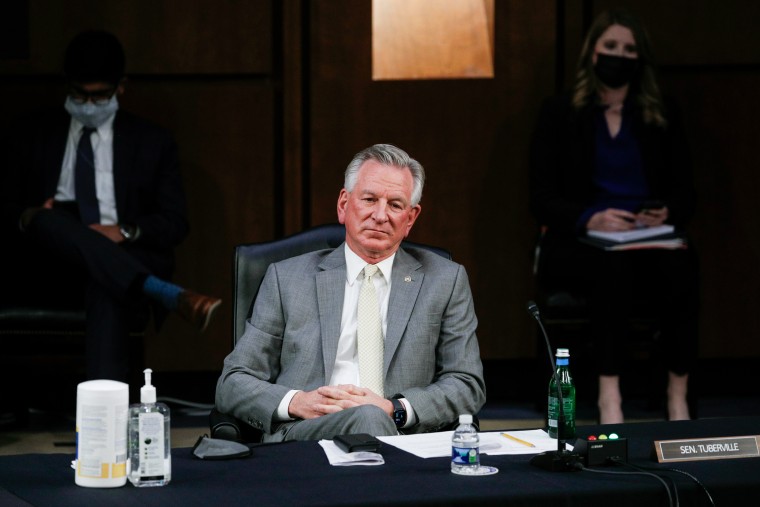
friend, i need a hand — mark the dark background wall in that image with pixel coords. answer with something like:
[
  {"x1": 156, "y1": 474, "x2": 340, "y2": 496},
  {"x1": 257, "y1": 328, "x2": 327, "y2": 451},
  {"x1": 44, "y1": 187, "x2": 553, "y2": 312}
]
[{"x1": 1, "y1": 1, "x2": 758, "y2": 387}]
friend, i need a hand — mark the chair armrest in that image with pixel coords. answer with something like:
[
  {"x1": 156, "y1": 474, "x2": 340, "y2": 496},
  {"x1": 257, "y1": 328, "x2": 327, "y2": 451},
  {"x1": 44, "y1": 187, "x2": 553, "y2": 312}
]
[{"x1": 209, "y1": 407, "x2": 263, "y2": 443}]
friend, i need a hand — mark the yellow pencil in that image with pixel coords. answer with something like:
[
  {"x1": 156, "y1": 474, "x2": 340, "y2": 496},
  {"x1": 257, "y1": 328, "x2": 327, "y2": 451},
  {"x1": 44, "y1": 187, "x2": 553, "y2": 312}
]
[{"x1": 500, "y1": 432, "x2": 536, "y2": 448}]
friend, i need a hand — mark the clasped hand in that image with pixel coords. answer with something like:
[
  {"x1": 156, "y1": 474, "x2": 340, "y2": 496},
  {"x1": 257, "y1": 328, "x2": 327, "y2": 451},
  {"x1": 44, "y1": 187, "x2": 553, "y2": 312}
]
[
  {"x1": 41, "y1": 197, "x2": 125, "y2": 243},
  {"x1": 587, "y1": 206, "x2": 668, "y2": 231},
  {"x1": 288, "y1": 384, "x2": 392, "y2": 420}
]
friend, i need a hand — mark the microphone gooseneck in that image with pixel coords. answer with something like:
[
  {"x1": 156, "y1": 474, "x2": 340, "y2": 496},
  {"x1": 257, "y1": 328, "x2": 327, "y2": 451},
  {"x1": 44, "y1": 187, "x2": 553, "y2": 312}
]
[{"x1": 526, "y1": 301, "x2": 581, "y2": 472}]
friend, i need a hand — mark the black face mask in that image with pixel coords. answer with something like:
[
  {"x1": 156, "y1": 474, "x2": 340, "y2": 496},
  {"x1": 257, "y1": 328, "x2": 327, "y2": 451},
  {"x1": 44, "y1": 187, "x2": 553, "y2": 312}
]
[{"x1": 593, "y1": 53, "x2": 639, "y2": 89}]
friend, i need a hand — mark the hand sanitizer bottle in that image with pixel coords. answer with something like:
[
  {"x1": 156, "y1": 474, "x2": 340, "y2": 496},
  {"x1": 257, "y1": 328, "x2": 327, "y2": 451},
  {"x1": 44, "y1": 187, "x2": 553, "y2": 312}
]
[{"x1": 128, "y1": 368, "x2": 171, "y2": 487}]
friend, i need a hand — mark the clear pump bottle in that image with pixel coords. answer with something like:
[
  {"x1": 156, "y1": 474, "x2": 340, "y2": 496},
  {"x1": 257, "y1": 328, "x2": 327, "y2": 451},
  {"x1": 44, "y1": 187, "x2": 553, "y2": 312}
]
[{"x1": 128, "y1": 368, "x2": 171, "y2": 487}]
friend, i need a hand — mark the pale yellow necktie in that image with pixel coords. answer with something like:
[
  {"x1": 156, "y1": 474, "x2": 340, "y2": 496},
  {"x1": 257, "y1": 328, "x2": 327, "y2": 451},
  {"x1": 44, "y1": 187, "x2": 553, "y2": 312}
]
[{"x1": 357, "y1": 264, "x2": 384, "y2": 396}]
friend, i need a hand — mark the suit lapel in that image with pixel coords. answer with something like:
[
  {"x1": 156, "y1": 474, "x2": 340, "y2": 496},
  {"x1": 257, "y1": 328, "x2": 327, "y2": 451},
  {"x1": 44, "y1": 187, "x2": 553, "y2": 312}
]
[
  {"x1": 316, "y1": 246, "x2": 347, "y2": 383},
  {"x1": 385, "y1": 248, "x2": 423, "y2": 372},
  {"x1": 112, "y1": 112, "x2": 133, "y2": 218},
  {"x1": 43, "y1": 111, "x2": 71, "y2": 197}
]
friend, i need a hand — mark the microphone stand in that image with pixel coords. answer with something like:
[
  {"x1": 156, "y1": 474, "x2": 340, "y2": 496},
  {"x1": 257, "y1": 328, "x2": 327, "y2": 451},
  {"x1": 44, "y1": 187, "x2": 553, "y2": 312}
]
[{"x1": 527, "y1": 301, "x2": 581, "y2": 472}]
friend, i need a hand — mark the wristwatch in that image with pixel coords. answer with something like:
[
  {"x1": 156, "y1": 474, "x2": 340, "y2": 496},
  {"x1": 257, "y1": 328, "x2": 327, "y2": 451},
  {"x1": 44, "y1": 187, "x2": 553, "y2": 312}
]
[
  {"x1": 391, "y1": 398, "x2": 407, "y2": 428},
  {"x1": 119, "y1": 224, "x2": 136, "y2": 242}
]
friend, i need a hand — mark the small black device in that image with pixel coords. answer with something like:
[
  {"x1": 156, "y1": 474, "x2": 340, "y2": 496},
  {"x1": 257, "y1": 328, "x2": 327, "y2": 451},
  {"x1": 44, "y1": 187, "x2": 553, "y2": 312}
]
[
  {"x1": 638, "y1": 199, "x2": 665, "y2": 212},
  {"x1": 574, "y1": 437, "x2": 628, "y2": 466},
  {"x1": 333, "y1": 433, "x2": 382, "y2": 453}
]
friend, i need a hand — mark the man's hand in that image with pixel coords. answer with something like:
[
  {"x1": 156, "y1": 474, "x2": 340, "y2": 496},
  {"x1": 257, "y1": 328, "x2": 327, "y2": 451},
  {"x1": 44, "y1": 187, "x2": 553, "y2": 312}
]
[
  {"x1": 89, "y1": 224, "x2": 125, "y2": 243},
  {"x1": 288, "y1": 384, "x2": 394, "y2": 420}
]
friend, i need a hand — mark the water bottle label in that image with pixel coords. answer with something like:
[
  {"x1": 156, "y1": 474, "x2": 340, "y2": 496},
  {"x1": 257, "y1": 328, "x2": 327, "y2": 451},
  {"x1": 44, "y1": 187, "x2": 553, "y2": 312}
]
[
  {"x1": 548, "y1": 396, "x2": 575, "y2": 417},
  {"x1": 452, "y1": 446, "x2": 479, "y2": 465}
]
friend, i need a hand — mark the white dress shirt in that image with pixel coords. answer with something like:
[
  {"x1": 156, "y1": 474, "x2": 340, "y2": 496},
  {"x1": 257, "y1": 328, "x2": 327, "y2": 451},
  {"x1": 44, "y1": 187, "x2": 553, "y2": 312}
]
[
  {"x1": 55, "y1": 115, "x2": 118, "y2": 225},
  {"x1": 275, "y1": 243, "x2": 416, "y2": 427}
]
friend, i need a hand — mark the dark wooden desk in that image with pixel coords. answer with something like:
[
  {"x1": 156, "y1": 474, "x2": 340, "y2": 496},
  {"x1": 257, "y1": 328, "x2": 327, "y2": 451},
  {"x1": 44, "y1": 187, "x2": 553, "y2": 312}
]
[{"x1": 1, "y1": 416, "x2": 758, "y2": 506}]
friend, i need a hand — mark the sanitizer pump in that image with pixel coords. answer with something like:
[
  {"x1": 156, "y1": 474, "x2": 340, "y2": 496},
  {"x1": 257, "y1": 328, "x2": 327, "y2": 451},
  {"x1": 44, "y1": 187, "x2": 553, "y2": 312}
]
[{"x1": 127, "y1": 368, "x2": 171, "y2": 487}]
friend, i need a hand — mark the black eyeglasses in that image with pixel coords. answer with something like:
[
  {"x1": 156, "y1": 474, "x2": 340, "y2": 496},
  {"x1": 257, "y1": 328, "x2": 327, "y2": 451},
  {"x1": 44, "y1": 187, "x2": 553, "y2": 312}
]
[{"x1": 69, "y1": 85, "x2": 117, "y2": 105}]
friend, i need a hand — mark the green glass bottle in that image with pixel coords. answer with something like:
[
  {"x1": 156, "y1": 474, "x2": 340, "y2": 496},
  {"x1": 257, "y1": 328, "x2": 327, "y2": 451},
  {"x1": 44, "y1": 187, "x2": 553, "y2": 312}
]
[{"x1": 547, "y1": 348, "x2": 576, "y2": 439}]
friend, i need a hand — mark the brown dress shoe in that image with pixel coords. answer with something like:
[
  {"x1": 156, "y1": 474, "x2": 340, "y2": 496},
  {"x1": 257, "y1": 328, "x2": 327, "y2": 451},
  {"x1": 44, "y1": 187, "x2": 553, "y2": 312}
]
[{"x1": 176, "y1": 290, "x2": 222, "y2": 332}]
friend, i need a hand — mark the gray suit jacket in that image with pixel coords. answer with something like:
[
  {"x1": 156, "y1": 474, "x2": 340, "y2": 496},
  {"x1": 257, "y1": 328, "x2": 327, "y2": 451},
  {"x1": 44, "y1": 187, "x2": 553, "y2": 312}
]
[{"x1": 215, "y1": 244, "x2": 486, "y2": 435}]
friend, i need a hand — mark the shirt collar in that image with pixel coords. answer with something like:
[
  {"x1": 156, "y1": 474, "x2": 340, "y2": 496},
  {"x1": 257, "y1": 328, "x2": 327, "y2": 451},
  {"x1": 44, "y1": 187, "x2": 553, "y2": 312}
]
[
  {"x1": 69, "y1": 112, "x2": 116, "y2": 142},
  {"x1": 344, "y1": 244, "x2": 395, "y2": 285}
]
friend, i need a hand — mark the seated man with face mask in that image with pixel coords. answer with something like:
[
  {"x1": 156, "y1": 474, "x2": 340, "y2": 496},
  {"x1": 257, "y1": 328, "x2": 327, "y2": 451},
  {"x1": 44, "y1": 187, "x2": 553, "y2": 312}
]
[{"x1": 0, "y1": 30, "x2": 221, "y2": 384}]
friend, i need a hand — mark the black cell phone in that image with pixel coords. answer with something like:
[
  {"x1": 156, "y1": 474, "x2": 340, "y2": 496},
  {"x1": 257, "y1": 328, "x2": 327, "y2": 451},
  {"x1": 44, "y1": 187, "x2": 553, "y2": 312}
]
[
  {"x1": 638, "y1": 199, "x2": 665, "y2": 212},
  {"x1": 333, "y1": 433, "x2": 382, "y2": 453}
]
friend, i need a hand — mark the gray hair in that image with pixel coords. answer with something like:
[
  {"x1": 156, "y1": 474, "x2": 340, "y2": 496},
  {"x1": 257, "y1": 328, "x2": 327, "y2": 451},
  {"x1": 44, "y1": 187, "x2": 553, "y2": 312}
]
[{"x1": 344, "y1": 144, "x2": 425, "y2": 206}]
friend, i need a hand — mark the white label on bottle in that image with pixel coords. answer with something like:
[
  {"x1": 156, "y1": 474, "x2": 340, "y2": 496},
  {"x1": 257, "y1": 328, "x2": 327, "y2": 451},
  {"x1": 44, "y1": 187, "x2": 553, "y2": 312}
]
[
  {"x1": 77, "y1": 402, "x2": 128, "y2": 479},
  {"x1": 138, "y1": 412, "x2": 165, "y2": 478}
]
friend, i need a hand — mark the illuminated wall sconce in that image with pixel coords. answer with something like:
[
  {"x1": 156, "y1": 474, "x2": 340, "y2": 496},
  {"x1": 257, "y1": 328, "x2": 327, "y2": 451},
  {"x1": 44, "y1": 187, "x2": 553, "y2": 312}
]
[{"x1": 372, "y1": 0, "x2": 495, "y2": 80}]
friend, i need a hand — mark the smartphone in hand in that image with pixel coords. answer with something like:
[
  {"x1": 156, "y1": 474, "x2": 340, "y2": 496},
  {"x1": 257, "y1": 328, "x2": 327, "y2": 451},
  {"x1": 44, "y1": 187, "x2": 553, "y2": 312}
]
[{"x1": 638, "y1": 199, "x2": 665, "y2": 213}]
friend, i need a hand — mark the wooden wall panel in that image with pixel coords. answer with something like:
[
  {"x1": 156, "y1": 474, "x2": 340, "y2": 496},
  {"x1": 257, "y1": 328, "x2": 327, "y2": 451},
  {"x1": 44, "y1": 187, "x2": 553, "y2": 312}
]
[
  {"x1": 124, "y1": 81, "x2": 276, "y2": 370},
  {"x1": 597, "y1": 0, "x2": 760, "y2": 65},
  {"x1": 307, "y1": 0, "x2": 557, "y2": 358},
  {"x1": 662, "y1": 71, "x2": 760, "y2": 357},
  {"x1": 0, "y1": 0, "x2": 272, "y2": 75}
]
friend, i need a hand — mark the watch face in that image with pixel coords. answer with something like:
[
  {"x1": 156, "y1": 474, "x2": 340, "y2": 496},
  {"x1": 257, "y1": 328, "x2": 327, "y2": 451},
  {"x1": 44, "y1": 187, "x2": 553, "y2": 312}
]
[{"x1": 392, "y1": 399, "x2": 406, "y2": 427}]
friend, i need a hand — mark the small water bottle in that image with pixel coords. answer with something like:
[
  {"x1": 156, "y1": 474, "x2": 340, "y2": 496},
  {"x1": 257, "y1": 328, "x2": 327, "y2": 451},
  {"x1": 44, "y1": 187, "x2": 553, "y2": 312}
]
[{"x1": 451, "y1": 414, "x2": 480, "y2": 474}]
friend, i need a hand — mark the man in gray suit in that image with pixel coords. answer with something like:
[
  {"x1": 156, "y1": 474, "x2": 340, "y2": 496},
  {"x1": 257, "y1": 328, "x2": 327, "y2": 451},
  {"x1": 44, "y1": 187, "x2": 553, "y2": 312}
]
[{"x1": 215, "y1": 144, "x2": 485, "y2": 442}]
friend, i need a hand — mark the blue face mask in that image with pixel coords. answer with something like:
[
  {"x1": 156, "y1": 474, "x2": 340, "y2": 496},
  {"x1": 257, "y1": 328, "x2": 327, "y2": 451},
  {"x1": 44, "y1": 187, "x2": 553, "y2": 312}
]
[{"x1": 64, "y1": 94, "x2": 119, "y2": 128}]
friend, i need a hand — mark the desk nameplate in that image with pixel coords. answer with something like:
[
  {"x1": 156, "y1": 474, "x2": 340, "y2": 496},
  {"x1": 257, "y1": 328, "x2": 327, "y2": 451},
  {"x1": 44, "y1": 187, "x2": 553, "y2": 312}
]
[{"x1": 654, "y1": 435, "x2": 760, "y2": 463}]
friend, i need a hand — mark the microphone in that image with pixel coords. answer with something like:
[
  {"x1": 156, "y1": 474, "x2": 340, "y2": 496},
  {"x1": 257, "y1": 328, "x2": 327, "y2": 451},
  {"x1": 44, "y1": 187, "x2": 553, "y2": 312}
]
[{"x1": 526, "y1": 301, "x2": 581, "y2": 472}]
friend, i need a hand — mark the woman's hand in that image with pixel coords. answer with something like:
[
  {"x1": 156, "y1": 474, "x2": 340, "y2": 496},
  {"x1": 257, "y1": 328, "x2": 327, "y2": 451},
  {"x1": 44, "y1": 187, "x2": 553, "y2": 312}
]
[
  {"x1": 635, "y1": 206, "x2": 669, "y2": 227},
  {"x1": 586, "y1": 208, "x2": 637, "y2": 231}
]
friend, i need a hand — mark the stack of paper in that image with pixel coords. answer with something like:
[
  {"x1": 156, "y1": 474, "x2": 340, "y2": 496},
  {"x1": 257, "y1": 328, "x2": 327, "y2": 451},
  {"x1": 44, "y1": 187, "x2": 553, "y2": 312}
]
[
  {"x1": 319, "y1": 440, "x2": 385, "y2": 466},
  {"x1": 587, "y1": 224, "x2": 674, "y2": 243},
  {"x1": 377, "y1": 429, "x2": 558, "y2": 458}
]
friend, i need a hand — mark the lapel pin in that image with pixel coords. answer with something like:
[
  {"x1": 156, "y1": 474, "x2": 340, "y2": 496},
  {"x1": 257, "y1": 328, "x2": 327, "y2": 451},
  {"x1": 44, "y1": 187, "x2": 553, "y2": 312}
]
[{"x1": 404, "y1": 276, "x2": 412, "y2": 282}]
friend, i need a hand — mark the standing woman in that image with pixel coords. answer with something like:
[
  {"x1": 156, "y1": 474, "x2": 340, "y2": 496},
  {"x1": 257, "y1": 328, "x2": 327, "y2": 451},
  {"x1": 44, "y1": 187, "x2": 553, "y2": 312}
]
[{"x1": 529, "y1": 9, "x2": 699, "y2": 424}]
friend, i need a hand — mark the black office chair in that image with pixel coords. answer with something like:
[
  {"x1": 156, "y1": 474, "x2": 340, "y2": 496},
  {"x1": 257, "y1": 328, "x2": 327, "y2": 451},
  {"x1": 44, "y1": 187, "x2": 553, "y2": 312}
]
[
  {"x1": 209, "y1": 223, "x2": 453, "y2": 442},
  {"x1": 0, "y1": 305, "x2": 146, "y2": 426}
]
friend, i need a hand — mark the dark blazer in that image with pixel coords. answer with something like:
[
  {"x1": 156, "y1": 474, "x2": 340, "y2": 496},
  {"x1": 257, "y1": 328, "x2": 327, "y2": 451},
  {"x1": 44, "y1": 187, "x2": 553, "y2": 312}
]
[
  {"x1": 2, "y1": 107, "x2": 188, "y2": 277},
  {"x1": 529, "y1": 93, "x2": 695, "y2": 240}
]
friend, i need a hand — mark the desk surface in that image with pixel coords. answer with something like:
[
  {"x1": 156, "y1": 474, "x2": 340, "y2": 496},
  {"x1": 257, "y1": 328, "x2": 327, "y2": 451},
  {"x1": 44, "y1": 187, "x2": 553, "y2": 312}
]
[{"x1": 1, "y1": 416, "x2": 758, "y2": 507}]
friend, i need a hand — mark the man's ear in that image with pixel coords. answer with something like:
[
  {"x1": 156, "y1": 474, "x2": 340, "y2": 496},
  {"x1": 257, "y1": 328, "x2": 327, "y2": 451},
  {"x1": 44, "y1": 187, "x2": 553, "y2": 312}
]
[
  {"x1": 404, "y1": 204, "x2": 422, "y2": 236},
  {"x1": 336, "y1": 189, "x2": 349, "y2": 224}
]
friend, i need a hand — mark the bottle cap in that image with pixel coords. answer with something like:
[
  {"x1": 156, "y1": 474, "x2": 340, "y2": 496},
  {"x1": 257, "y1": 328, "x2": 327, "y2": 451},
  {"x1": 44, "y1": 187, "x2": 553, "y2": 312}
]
[
  {"x1": 458, "y1": 414, "x2": 473, "y2": 424},
  {"x1": 556, "y1": 348, "x2": 570, "y2": 357},
  {"x1": 140, "y1": 368, "x2": 157, "y2": 403}
]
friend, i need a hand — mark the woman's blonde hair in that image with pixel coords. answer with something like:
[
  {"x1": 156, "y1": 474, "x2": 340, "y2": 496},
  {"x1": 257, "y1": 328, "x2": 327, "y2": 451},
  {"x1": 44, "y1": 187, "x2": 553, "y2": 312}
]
[{"x1": 571, "y1": 9, "x2": 667, "y2": 127}]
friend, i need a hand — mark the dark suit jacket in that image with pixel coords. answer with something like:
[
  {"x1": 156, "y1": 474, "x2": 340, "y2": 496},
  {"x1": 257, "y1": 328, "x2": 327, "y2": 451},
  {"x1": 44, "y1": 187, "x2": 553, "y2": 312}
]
[
  {"x1": 529, "y1": 93, "x2": 695, "y2": 240},
  {"x1": 215, "y1": 245, "x2": 486, "y2": 436},
  {"x1": 1, "y1": 107, "x2": 188, "y2": 280}
]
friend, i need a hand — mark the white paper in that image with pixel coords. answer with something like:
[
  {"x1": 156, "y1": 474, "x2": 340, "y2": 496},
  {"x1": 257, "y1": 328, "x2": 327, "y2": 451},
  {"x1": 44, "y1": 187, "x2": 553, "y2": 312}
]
[
  {"x1": 377, "y1": 430, "x2": 560, "y2": 459},
  {"x1": 318, "y1": 439, "x2": 385, "y2": 466},
  {"x1": 587, "y1": 224, "x2": 674, "y2": 243}
]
